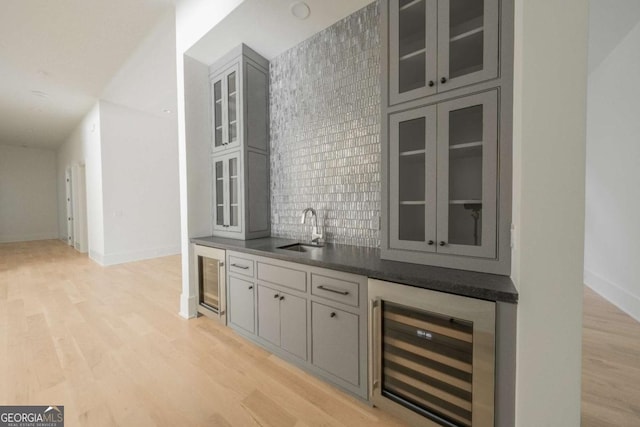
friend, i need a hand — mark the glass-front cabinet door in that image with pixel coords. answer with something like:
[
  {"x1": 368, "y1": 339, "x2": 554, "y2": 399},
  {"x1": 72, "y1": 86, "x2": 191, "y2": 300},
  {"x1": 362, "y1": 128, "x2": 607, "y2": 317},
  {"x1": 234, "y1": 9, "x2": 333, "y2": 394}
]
[
  {"x1": 388, "y1": 0, "x2": 499, "y2": 105},
  {"x1": 389, "y1": 0, "x2": 438, "y2": 104},
  {"x1": 436, "y1": 90, "x2": 497, "y2": 258},
  {"x1": 437, "y1": 0, "x2": 499, "y2": 92},
  {"x1": 212, "y1": 152, "x2": 242, "y2": 233},
  {"x1": 211, "y1": 64, "x2": 240, "y2": 153},
  {"x1": 389, "y1": 106, "x2": 437, "y2": 251}
]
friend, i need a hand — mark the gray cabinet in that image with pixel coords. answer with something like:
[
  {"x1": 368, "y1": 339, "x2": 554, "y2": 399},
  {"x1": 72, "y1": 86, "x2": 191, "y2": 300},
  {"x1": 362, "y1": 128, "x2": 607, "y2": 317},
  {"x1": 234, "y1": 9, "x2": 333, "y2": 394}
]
[
  {"x1": 382, "y1": 0, "x2": 513, "y2": 275},
  {"x1": 387, "y1": 90, "x2": 498, "y2": 259},
  {"x1": 257, "y1": 284, "x2": 307, "y2": 360},
  {"x1": 228, "y1": 275, "x2": 255, "y2": 333},
  {"x1": 311, "y1": 302, "x2": 360, "y2": 386},
  {"x1": 212, "y1": 151, "x2": 241, "y2": 233},
  {"x1": 387, "y1": 0, "x2": 499, "y2": 105},
  {"x1": 210, "y1": 44, "x2": 270, "y2": 240},
  {"x1": 225, "y1": 251, "x2": 368, "y2": 400}
]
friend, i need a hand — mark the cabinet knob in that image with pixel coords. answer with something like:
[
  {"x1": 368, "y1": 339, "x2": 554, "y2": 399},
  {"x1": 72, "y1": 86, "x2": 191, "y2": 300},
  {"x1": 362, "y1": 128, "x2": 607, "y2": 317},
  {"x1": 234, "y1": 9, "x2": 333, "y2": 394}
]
[
  {"x1": 330, "y1": 312, "x2": 336, "y2": 318},
  {"x1": 439, "y1": 241, "x2": 446, "y2": 246},
  {"x1": 274, "y1": 294, "x2": 280, "y2": 299},
  {"x1": 248, "y1": 285, "x2": 253, "y2": 290},
  {"x1": 428, "y1": 240, "x2": 434, "y2": 245},
  {"x1": 441, "y1": 77, "x2": 448, "y2": 84},
  {"x1": 280, "y1": 296, "x2": 285, "y2": 301},
  {"x1": 428, "y1": 80, "x2": 435, "y2": 87}
]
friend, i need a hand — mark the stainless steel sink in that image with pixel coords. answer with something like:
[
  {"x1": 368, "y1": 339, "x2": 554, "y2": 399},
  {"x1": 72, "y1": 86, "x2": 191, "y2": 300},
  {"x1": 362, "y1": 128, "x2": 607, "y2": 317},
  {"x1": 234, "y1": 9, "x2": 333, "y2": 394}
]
[{"x1": 277, "y1": 243, "x2": 324, "y2": 253}]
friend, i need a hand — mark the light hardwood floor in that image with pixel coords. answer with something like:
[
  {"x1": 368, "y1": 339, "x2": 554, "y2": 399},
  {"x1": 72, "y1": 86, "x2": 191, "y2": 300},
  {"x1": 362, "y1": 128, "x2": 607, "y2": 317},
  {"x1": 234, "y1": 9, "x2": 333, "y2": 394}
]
[
  {"x1": 0, "y1": 240, "x2": 406, "y2": 427},
  {"x1": 1, "y1": 240, "x2": 639, "y2": 426},
  {"x1": 581, "y1": 287, "x2": 640, "y2": 426}
]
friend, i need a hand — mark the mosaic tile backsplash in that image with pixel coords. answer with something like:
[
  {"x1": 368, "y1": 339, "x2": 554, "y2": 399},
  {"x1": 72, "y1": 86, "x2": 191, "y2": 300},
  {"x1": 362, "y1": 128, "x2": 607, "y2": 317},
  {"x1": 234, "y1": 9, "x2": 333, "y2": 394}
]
[{"x1": 269, "y1": 2, "x2": 381, "y2": 247}]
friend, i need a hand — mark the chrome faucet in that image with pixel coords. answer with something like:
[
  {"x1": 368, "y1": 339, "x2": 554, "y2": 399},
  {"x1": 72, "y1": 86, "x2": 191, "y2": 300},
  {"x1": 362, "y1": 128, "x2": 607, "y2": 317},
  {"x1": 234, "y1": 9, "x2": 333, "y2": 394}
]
[{"x1": 300, "y1": 207, "x2": 323, "y2": 244}]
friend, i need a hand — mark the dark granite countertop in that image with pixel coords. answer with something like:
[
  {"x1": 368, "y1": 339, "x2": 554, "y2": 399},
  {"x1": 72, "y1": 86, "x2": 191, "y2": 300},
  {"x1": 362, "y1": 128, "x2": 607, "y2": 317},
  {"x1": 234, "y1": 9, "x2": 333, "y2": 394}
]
[{"x1": 191, "y1": 236, "x2": 518, "y2": 304}]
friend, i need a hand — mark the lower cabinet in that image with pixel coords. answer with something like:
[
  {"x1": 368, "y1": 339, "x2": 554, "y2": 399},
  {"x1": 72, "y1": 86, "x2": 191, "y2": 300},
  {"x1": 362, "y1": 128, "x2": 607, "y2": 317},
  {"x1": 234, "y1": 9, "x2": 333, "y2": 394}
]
[
  {"x1": 226, "y1": 251, "x2": 368, "y2": 400},
  {"x1": 228, "y1": 275, "x2": 255, "y2": 334},
  {"x1": 311, "y1": 302, "x2": 359, "y2": 386},
  {"x1": 258, "y1": 284, "x2": 307, "y2": 360}
]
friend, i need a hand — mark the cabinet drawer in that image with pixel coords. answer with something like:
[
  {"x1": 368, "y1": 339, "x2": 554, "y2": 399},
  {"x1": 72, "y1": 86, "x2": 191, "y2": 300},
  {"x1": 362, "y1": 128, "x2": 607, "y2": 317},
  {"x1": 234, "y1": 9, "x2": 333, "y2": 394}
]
[
  {"x1": 311, "y1": 302, "x2": 359, "y2": 386},
  {"x1": 229, "y1": 255, "x2": 254, "y2": 277},
  {"x1": 257, "y1": 262, "x2": 306, "y2": 292},
  {"x1": 311, "y1": 273, "x2": 359, "y2": 307}
]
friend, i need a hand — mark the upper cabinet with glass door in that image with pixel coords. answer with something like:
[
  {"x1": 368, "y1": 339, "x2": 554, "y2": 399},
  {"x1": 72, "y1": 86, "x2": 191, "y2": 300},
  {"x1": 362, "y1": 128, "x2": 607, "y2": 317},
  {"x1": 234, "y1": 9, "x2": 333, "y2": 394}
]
[
  {"x1": 211, "y1": 64, "x2": 241, "y2": 153},
  {"x1": 388, "y1": 0, "x2": 499, "y2": 105},
  {"x1": 209, "y1": 44, "x2": 271, "y2": 241}
]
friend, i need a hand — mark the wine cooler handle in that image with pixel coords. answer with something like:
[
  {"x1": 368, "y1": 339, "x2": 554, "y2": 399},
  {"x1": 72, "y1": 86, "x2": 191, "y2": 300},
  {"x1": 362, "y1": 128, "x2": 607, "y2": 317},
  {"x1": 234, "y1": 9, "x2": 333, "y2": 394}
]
[{"x1": 369, "y1": 299, "x2": 381, "y2": 395}]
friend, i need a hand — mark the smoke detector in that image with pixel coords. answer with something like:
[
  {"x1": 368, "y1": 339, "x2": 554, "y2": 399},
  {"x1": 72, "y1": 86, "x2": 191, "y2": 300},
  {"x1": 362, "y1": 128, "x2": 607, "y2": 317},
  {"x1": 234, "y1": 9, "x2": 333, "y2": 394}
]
[{"x1": 290, "y1": 1, "x2": 310, "y2": 20}]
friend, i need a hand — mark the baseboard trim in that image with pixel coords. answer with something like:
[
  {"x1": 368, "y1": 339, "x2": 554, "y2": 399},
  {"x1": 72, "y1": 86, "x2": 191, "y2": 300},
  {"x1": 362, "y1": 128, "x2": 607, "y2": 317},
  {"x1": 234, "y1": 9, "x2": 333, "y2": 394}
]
[
  {"x1": 0, "y1": 232, "x2": 59, "y2": 243},
  {"x1": 100, "y1": 245, "x2": 182, "y2": 266},
  {"x1": 584, "y1": 270, "x2": 640, "y2": 322}
]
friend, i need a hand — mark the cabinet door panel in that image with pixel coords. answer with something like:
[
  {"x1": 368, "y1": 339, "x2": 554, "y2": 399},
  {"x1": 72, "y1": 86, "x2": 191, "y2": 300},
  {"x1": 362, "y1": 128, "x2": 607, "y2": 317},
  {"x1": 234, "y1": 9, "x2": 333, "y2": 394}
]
[
  {"x1": 257, "y1": 285, "x2": 281, "y2": 346},
  {"x1": 389, "y1": 106, "x2": 437, "y2": 251},
  {"x1": 228, "y1": 276, "x2": 255, "y2": 333},
  {"x1": 311, "y1": 303, "x2": 359, "y2": 386},
  {"x1": 436, "y1": 90, "x2": 497, "y2": 258},
  {"x1": 213, "y1": 159, "x2": 226, "y2": 230},
  {"x1": 280, "y1": 293, "x2": 307, "y2": 360},
  {"x1": 211, "y1": 78, "x2": 224, "y2": 149},
  {"x1": 389, "y1": 0, "x2": 438, "y2": 105},
  {"x1": 437, "y1": 0, "x2": 499, "y2": 92}
]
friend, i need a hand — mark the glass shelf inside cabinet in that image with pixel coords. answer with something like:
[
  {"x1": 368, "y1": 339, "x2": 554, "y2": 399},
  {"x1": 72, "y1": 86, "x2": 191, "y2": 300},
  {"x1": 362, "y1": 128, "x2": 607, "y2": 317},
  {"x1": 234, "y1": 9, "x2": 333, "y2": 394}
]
[
  {"x1": 398, "y1": 116, "x2": 427, "y2": 242},
  {"x1": 449, "y1": 0, "x2": 484, "y2": 79},
  {"x1": 398, "y1": 0, "x2": 426, "y2": 93},
  {"x1": 449, "y1": 104, "x2": 483, "y2": 246}
]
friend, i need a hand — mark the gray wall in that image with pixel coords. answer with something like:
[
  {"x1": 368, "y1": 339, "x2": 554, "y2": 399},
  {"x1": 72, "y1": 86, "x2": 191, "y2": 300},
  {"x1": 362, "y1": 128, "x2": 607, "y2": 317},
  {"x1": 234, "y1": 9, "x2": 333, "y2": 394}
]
[{"x1": 269, "y1": 2, "x2": 381, "y2": 247}]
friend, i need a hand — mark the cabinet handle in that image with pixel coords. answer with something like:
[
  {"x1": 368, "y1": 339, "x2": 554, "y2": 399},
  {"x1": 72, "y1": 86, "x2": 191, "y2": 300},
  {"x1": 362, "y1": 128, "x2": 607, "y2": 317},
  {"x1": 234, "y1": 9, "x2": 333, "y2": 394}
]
[
  {"x1": 439, "y1": 241, "x2": 446, "y2": 246},
  {"x1": 231, "y1": 264, "x2": 249, "y2": 269},
  {"x1": 330, "y1": 312, "x2": 337, "y2": 318},
  {"x1": 317, "y1": 285, "x2": 349, "y2": 295},
  {"x1": 441, "y1": 77, "x2": 448, "y2": 84},
  {"x1": 428, "y1": 240, "x2": 434, "y2": 245},
  {"x1": 274, "y1": 293, "x2": 280, "y2": 299},
  {"x1": 248, "y1": 285, "x2": 253, "y2": 290},
  {"x1": 279, "y1": 296, "x2": 285, "y2": 301},
  {"x1": 428, "y1": 80, "x2": 435, "y2": 87}
]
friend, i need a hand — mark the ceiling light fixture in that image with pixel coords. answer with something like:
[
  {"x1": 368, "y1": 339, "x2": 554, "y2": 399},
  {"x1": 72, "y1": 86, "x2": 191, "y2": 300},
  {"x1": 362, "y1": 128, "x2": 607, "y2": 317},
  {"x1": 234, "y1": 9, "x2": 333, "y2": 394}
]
[{"x1": 290, "y1": 1, "x2": 310, "y2": 20}]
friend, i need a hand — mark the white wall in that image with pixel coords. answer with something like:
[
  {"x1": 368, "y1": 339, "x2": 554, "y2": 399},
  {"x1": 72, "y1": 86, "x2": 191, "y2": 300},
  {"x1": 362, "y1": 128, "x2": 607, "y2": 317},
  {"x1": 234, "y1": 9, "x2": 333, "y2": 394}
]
[
  {"x1": 512, "y1": 0, "x2": 588, "y2": 425},
  {"x1": 98, "y1": 100, "x2": 180, "y2": 265},
  {"x1": 584, "y1": 20, "x2": 640, "y2": 322},
  {"x1": 57, "y1": 103, "x2": 101, "y2": 254},
  {"x1": 0, "y1": 145, "x2": 58, "y2": 242}
]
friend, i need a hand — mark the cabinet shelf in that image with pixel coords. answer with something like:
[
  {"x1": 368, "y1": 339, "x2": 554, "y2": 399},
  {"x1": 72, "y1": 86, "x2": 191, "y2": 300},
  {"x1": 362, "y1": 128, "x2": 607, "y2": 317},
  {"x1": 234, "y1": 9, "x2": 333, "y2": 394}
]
[
  {"x1": 400, "y1": 149, "x2": 426, "y2": 157},
  {"x1": 450, "y1": 141, "x2": 482, "y2": 150},
  {"x1": 215, "y1": 99, "x2": 222, "y2": 104},
  {"x1": 399, "y1": 0, "x2": 423, "y2": 12},
  {"x1": 400, "y1": 201, "x2": 426, "y2": 205},
  {"x1": 229, "y1": 91, "x2": 237, "y2": 97},
  {"x1": 450, "y1": 15, "x2": 484, "y2": 40},
  {"x1": 400, "y1": 48, "x2": 426, "y2": 61},
  {"x1": 450, "y1": 26, "x2": 484, "y2": 43},
  {"x1": 449, "y1": 200, "x2": 482, "y2": 205}
]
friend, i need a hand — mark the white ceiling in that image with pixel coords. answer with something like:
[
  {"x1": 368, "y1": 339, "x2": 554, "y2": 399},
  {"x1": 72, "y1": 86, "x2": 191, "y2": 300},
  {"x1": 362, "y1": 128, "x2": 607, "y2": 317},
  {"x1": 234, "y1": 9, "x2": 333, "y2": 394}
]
[
  {"x1": 588, "y1": 0, "x2": 640, "y2": 73},
  {"x1": 186, "y1": 0, "x2": 375, "y2": 65},
  {"x1": 0, "y1": 0, "x2": 174, "y2": 150}
]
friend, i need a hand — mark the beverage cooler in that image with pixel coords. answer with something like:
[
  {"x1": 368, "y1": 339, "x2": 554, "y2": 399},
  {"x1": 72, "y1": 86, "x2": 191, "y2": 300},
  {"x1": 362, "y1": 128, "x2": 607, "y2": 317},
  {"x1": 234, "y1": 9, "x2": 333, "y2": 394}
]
[
  {"x1": 194, "y1": 245, "x2": 226, "y2": 323},
  {"x1": 369, "y1": 279, "x2": 495, "y2": 427}
]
